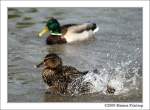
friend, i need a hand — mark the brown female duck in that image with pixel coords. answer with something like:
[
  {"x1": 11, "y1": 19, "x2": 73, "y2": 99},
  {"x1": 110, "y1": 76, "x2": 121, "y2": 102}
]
[{"x1": 36, "y1": 53, "x2": 88, "y2": 94}]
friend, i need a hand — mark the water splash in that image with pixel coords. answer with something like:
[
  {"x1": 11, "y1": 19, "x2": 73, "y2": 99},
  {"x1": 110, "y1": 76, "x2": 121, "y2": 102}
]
[{"x1": 68, "y1": 59, "x2": 142, "y2": 96}]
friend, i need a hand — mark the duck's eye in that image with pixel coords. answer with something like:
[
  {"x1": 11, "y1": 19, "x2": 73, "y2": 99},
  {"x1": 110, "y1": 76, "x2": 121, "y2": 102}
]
[{"x1": 43, "y1": 59, "x2": 48, "y2": 62}]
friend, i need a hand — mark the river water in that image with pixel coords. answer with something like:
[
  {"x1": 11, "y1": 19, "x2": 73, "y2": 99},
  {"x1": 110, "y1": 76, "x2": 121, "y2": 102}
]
[{"x1": 8, "y1": 8, "x2": 142, "y2": 102}]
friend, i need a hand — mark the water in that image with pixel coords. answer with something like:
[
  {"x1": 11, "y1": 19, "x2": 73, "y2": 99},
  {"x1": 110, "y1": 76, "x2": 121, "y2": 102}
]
[{"x1": 8, "y1": 8, "x2": 142, "y2": 102}]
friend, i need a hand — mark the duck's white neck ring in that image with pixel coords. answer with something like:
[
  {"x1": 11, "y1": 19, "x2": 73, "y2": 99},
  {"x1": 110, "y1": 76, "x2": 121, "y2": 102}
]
[{"x1": 50, "y1": 32, "x2": 62, "y2": 36}]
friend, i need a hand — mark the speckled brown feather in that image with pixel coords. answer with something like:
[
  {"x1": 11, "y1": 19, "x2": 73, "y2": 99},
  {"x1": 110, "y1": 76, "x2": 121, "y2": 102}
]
[{"x1": 40, "y1": 53, "x2": 88, "y2": 94}]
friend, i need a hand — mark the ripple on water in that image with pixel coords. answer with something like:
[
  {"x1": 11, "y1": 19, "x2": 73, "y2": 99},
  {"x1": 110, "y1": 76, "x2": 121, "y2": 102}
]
[
  {"x1": 25, "y1": 8, "x2": 38, "y2": 13},
  {"x1": 8, "y1": 8, "x2": 22, "y2": 19},
  {"x1": 23, "y1": 16, "x2": 32, "y2": 21},
  {"x1": 16, "y1": 22, "x2": 35, "y2": 28}
]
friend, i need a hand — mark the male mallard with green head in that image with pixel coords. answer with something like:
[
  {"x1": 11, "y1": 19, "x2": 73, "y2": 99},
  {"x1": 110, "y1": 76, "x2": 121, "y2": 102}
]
[
  {"x1": 38, "y1": 17, "x2": 99, "y2": 45},
  {"x1": 36, "y1": 53, "x2": 88, "y2": 94}
]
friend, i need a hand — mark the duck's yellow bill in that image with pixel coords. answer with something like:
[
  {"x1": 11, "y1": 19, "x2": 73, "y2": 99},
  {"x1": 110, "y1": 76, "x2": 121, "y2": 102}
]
[{"x1": 38, "y1": 27, "x2": 49, "y2": 37}]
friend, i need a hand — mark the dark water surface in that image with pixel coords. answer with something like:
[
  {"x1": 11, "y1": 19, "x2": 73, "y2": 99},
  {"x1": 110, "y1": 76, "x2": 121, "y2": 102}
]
[{"x1": 8, "y1": 8, "x2": 142, "y2": 102}]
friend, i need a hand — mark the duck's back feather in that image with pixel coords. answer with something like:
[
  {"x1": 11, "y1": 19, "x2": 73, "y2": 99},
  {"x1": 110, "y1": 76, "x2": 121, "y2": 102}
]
[
  {"x1": 62, "y1": 65, "x2": 88, "y2": 82},
  {"x1": 61, "y1": 24, "x2": 77, "y2": 35},
  {"x1": 61, "y1": 23, "x2": 97, "y2": 35}
]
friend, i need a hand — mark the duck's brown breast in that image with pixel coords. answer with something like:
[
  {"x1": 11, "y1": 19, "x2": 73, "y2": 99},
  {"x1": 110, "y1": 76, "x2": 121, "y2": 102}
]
[
  {"x1": 46, "y1": 35, "x2": 67, "y2": 45},
  {"x1": 42, "y1": 68, "x2": 65, "y2": 86}
]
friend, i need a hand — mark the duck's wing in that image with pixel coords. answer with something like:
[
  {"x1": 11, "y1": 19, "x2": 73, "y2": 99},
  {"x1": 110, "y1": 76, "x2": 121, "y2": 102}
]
[
  {"x1": 61, "y1": 24, "x2": 78, "y2": 35},
  {"x1": 61, "y1": 24, "x2": 78, "y2": 28},
  {"x1": 67, "y1": 23, "x2": 97, "y2": 33},
  {"x1": 62, "y1": 66, "x2": 87, "y2": 82}
]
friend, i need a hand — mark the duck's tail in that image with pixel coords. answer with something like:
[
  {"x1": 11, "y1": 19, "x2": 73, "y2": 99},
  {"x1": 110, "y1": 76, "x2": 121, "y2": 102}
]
[
  {"x1": 89, "y1": 23, "x2": 99, "y2": 33},
  {"x1": 93, "y1": 26, "x2": 99, "y2": 33},
  {"x1": 82, "y1": 71, "x2": 89, "y2": 75}
]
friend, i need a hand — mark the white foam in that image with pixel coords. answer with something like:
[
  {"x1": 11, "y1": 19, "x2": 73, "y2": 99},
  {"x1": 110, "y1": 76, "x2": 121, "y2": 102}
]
[{"x1": 68, "y1": 60, "x2": 142, "y2": 96}]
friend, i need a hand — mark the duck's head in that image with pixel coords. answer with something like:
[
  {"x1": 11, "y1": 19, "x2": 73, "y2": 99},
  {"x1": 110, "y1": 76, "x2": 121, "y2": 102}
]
[
  {"x1": 38, "y1": 18, "x2": 62, "y2": 37},
  {"x1": 36, "y1": 53, "x2": 62, "y2": 69}
]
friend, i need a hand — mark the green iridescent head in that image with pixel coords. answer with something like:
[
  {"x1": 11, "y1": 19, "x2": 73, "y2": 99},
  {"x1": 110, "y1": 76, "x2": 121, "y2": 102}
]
[
  {"x1": 38, "y1": 18, "x2": 62, "y2": 37},
  {"x1": 46, "y1": 18, "x2": 61, "y2": 34}
]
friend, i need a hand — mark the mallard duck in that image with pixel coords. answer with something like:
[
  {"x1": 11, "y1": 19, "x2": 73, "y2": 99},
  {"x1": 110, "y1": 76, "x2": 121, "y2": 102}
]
[
  {"x1": 38, "y1": 17, "x2": 99, "y2": 45},
  {"x1": 36, "y1": 53, "x2": 88, "y2": 94}
]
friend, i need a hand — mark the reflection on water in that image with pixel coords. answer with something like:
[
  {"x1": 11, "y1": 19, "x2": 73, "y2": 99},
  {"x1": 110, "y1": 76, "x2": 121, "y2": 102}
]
[{"x1": 8, "y1": 8, "x2": 142, "y2": 102}]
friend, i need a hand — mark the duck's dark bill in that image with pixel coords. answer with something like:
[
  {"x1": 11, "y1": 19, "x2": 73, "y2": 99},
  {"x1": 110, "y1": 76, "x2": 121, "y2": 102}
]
[{"x1": 34, "y1": 62, "x2": 44, "y2": 68}]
